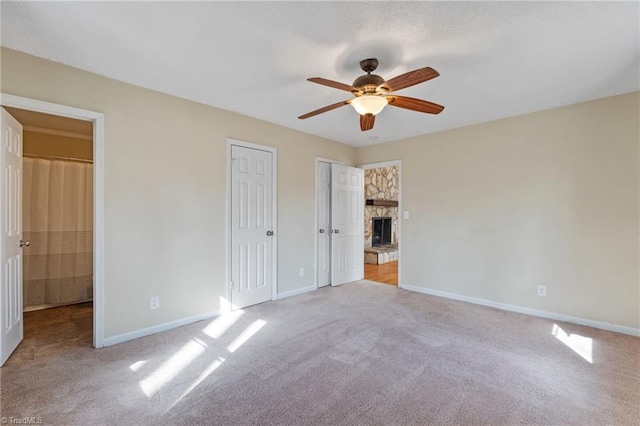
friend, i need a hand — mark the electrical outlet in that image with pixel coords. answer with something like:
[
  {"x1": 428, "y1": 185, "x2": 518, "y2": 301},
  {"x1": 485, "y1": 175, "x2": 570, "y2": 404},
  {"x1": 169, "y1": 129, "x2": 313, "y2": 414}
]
[
  {"x1": 403, "y1": 210, "x2": 410, "y2": 220},
  {"x1": 299, "y1": 268, "x2": 305, "y2": 277},
  {"x1": 537, "y1": 285, "x2": 546, "y2": 297},
  {"x1": 150, "y1": 296, "x2": 160, "y2": 310}
]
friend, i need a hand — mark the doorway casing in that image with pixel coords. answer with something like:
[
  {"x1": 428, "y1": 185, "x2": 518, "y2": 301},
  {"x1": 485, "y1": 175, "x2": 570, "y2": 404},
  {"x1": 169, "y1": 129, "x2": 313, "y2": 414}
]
[{"x1": 0, "y1": 93, "x2": 105, "y2": 348}]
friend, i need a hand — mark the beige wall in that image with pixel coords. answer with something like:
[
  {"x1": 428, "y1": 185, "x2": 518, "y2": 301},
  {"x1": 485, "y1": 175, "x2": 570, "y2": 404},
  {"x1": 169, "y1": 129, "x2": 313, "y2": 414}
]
[
  {"x1": 357, "y1": 92, "x2": 640, "y2": 329},
  {"x1": 23, "y1": 131, "x2": 93, "y2": 160},
  {"x1": 1, "y1": 48, "x2": 356, "y2": 338}
]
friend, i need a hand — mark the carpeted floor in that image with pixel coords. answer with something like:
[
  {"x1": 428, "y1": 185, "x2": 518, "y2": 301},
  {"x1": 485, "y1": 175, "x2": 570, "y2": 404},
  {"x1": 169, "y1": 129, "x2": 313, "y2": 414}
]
[{"x1": 1, "y1": 280, "x2": 638, "y2": 425}]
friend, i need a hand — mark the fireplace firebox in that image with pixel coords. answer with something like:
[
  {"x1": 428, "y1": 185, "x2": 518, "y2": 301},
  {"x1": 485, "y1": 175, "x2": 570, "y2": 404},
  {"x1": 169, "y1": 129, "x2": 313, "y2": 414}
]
[{"x1": 372, "y1": 217, "x2": 392, "y2": 246}]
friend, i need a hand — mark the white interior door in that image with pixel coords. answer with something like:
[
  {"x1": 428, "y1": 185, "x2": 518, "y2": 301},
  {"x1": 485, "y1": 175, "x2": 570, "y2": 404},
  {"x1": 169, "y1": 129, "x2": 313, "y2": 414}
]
[
  {"x1": 331, "y1": 165, "x2": 364, "y2": 286},
  {"x1": 316, "y1": 161, "x2": 331, "y2": 287},
  {"x1": 230, "y1": 145, "x2": 274, "y2": 309},
  {"x1": 1, "y1": 108, "x2": 24, "y2": 366}
]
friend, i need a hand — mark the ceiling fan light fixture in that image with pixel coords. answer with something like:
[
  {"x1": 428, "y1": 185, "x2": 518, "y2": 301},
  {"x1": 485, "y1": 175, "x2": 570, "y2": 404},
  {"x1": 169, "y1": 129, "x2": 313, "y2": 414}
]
[
  {"x1": 351, "y1": 95, "x2": 388, "y2": 116},
  {"x1": 299, "y1": 59, "x2": 443, "y2": 131}
]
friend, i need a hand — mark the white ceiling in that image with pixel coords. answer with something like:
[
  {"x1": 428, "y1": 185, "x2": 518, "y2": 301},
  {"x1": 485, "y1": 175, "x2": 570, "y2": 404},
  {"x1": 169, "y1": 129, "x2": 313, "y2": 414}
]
[{"x1": 1, "y1": 2, "x2": 638, "y2": 147}]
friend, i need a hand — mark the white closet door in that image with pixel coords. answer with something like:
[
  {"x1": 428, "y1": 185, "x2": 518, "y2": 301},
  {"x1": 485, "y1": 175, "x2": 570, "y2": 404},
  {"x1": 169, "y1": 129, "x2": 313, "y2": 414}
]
[
  {"x1": 230, "y1": 145, "x2": 274, "y2": 309},
  {"x1": 331, "y1": 165, "x2": 364, "y2": 286},
  {"x1": 317, "y1": 161, "x2": 331, "y2": 287},
  {"x1": 1, "y1": 107, "x2": 24, "y2": 366}
]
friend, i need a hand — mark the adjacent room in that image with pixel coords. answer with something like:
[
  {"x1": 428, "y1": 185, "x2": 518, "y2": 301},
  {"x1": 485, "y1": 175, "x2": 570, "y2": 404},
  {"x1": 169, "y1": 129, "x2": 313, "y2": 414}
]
[
  {"x1": 2, "y1": 107, "x2": 94, "y2": 363},
  {"x1": 0, "y1": 2, "x2": 638, "y2": 425},
  {"x1": 363, "y1": 163, "x2": 400, "y2": 286}
]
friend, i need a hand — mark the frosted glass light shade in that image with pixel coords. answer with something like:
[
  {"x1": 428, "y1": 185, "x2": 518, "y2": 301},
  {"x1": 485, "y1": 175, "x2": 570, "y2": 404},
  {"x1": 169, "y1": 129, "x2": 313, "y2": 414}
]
[{"x1": 351, "y1": 95, "x2": 388, "y2": 116}]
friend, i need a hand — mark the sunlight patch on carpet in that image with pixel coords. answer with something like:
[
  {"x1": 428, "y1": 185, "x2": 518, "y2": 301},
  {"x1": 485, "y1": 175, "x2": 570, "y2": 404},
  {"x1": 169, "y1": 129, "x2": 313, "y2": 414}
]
[
  {"x1": 226, "y1": 320, "x2": 266, "y2": 353},
  {"x1": 139, "y1": 339, "x2": 207, "y2": 397},
  {"x1": 129, "y1": 360, "x2": 148, "y2": 372},
  {"x1": 164, "y1": 356, "x2": 227, "y2": 414},
  {"x1": 552, "y1": 324, "x2": 593, "y2": 363},
  {"x1": 203, "y1": 310, "x2": 245, "y2": 339}
]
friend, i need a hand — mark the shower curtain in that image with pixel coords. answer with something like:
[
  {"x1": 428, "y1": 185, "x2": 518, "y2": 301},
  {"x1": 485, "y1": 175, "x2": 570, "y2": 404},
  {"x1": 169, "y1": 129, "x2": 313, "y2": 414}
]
[{"x1": 22, "y1": 158, "x2": 93, "y2": 310}]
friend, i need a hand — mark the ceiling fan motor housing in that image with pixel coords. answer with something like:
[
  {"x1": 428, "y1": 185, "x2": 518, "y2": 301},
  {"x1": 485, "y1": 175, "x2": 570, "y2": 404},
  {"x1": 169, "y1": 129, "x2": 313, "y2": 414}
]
[
  {"x1": 352, "y1": 74, "x2": 385, "y2": 94},
  {"x1": 354, "y1": 58, "x2": 385, "y2": 94}
]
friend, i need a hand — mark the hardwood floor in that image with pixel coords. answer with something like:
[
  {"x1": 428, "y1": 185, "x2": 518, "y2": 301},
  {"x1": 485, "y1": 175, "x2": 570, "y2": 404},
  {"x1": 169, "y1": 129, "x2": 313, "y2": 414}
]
[
  {"x1": 5, "y1": 302, "x2": 93, "y2": 366},
  {"x1": 364, "y1": 260, "x2": 398, "y2": 286}
]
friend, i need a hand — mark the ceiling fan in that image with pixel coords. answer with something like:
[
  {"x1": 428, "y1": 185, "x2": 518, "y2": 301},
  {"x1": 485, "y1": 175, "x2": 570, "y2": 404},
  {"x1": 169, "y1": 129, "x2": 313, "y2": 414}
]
[{"x1": 298, "y1": 58, "x2": 444, "y2": 131}]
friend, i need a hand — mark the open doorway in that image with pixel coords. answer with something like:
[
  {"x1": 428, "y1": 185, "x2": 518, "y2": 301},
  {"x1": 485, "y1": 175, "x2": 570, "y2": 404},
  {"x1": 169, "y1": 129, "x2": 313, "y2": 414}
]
[
  {"x1": 362, "y1": 161, "x2": 401, "y2": 286},
  {"x1": 1, "y1": 94, "x2": 105, "y2": 366},
  {"x1": 2, "y1": 106, "x2": 94, "y2": 365}
]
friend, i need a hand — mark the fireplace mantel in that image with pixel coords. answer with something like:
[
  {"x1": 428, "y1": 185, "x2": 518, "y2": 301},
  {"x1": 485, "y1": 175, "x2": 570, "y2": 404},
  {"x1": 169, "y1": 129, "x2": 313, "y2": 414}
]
[{"x1": 365, "y1": 199, "x2": 398, "y2": 207}]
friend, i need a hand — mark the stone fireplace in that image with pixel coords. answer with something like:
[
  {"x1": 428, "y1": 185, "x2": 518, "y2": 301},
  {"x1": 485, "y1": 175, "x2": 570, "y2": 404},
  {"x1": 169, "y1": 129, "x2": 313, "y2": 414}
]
[{"x1": 364, "y1": 166, "x2": 399, "y2": 265}]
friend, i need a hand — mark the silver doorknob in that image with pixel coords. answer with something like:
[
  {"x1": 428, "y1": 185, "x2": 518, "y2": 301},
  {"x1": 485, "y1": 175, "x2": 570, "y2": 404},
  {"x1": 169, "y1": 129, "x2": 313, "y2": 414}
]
[
  {"x1": 20, "y1": 240, "x2": 30, "y2": 248},
  {"x1": 266, "y1": 230, "x2": 274, "y2": 236},
  {"x1": 319, "y1": 229, "x2": 325, "y2": 233}
]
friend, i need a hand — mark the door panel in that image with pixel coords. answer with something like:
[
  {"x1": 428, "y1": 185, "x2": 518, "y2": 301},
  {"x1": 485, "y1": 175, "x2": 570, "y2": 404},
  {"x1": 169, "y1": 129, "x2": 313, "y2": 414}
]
[
  {"x1": 1, "y1": 108, "x2": 23, "y2": 366},
  {"x1": 316, "y1": 162, "x2": 331, "y2": 287},
  {"x1": 230, "y1": 145, "x2": 273, "y2": 309},
  {"x1": 331, "y1": 165, "x2": 363, "y2": 286}
]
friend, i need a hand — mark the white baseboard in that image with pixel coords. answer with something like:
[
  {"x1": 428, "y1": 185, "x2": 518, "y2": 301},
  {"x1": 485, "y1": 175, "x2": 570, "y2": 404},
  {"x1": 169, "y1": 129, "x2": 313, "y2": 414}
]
[
  {"x1": 277, "y1": 284, "x2": 317, "y2": 300},
  {"x1": 103, "y1": 284, "x2": 316, "y2": 347},
  {"x1": 103, "y1": 310, "x2": 220, "y2": 347},
  {"x1": 399, "y1": 283, "x2": 640, "y2": 337}
]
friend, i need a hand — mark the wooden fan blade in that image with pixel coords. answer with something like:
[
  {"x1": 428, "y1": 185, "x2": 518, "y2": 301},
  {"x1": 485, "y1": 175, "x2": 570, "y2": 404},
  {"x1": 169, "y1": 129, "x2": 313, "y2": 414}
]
[
  {"x1": 308, "y1": 77, "x2": 356, "y2": 92},
  {"x1": 360, "y1": 114, "x2": 375, "y2": 131},
  {"x1": 298, "y1": 100, "x2": 350, "y2": 119},
  {"x1": 382, "y1": 67, "x2": 439, "y2": 92},
  {"x1": 387, "y1": 96, "x2": 445, "y2": 114}
]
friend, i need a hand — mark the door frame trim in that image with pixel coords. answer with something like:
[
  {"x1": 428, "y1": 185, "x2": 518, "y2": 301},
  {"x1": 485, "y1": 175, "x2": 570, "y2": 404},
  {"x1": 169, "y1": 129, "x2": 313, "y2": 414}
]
[
  {"x1": 314, "y1": 157, "x2": 344, "y2": 289},
  {"x1": 225, "y1": 139, "x2": 278, "y2": 312},
  {"x1": 358, "y1": 160, "x2": 403, "y2": 287},
  {"x1": 0, "y1": 93, "x2": 106, "y2": 348}
]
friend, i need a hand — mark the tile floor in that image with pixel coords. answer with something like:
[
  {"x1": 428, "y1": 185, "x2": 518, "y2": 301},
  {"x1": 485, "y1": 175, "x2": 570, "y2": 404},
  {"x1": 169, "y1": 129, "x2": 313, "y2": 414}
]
[{"x1": 5, "y1": 302, "x2": 93, "y2": 366}]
